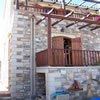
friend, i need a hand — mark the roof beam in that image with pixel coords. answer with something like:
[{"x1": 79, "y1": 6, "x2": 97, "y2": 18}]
[
  {"x1": 41, "y1": 13, "x2": 100, "y2": 25},
  {"x1": 52, "y1": 11, "x2": 73, "y2": 26},
  {"x1": 83, "y1": 0, "x2": 100, "y2": 4},
  {"x1": 36, "y1": 8, "x2": 54, "y2": 25},
  {"x1": 52, "y1": 19, "x2": 63, "y2": 26},
  {"x1": 65, "y1": 13, "x2": 91, "y2": 28},
  {"x1": 80, "y1": 13, "x2": 91, "y2": 20},
  {"x1": 66, "y1": 21, "x2": 78, "y2": 28},
  {"x1": 75, "y1": 1, "x2": 86, "y2": 8},
  {"x1": 65, "y1": 0, "x2": 72, "y2": 6},
  {"x1": 91, "y1": 26, "x2": 100, "y2": 31},
  {"x1": 79, "y1": 23, "x2": 91, "y2": 29}
]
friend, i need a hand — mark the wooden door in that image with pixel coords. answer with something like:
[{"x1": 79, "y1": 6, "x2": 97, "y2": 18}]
[
  {"x1": 52, "y1": 37, "x2": 64, "y2": 66},
  {"x1": 71, "y1": 37, "x2": 83, "y2": 66}
]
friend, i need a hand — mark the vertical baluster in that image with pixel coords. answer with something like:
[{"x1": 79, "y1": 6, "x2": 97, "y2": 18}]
[
  {"x1": 87, "y1": 51, "x2": 89, "y2": 65},
  {"x1": 84, "y1": 50, "x2": 86, "y2": 66},
  {"x1": 68, "y1": 49, "x2": 71, "y2": 65},
  {"x1": 92, "y1": 51, "x2": 94, "y2": 65},
  {"x1": 90, "y1": 51, "x2": 92, "y2": 65},
  {"x1": 80, "y1": 50, "x2": 83, "y2": 66},
  {"x1": 95, "y1": 51, "x2": 97, "y2": 64},
  {"x1": 65, "y1": 49, "x2": 66, "y2": 65}
]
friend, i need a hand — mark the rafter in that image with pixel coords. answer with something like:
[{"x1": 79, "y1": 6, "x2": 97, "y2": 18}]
[
  {"x1": 65, "y1": 0, "x2": 72, "y2": 6},
  {"x1": 52, "y1": 11, "x2": 74, "y2": 26},
  {"x1": 79, "y1": 23, "x2": 91, "y2": 29},
  {"x1": 65, "y1": 13, "x2": 90, "y2": 28},
  {"x1": 91, "y1": 26, "x2": 100, "y2": 31},
  {"x1": 80, "y1": 13, "x2": 91, "y2": 20},
  {"x1": 75, "y1": 1, "x2": 86, "y2": 8},
  {"x1": 84, "y1": 0, "x2": 100, "y2": 4},
  {"x1": 36, "y1": 8, "x2": 54, "y2": 25},
  {"x1": 66, "y1": 21, "x2": 78, "y2": 28}
]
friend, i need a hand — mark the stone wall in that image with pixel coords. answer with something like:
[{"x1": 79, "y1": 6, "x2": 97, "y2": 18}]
[
  {"x1": 10, "y1": 9, "x2": 32, "y2": 100},
  {"x1": 37, "y1": 67, "x2": 100, "y2": 100}
]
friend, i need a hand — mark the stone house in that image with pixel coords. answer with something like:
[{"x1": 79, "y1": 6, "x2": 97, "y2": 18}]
[{"x1": 9, "y1": 0, "x2": 100, "y2": 100}]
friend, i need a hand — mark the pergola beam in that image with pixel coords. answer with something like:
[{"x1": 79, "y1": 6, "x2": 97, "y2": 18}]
[
  {"x1": 52, "y1": 11, "x2": 73, "y2": 26},
  {"x1": 66, "y1": 21, "x2": 78, "y2": 28},
  {"x1": 84, "y1": 0, "x2": 100, "y2": 4},
  {"x1": 65, "y1": 13, "x2": 91, "y2": 28},
  {"x1": 52, "y1": 19, "x2": 63, "y2": 26},
  {"x1": 36, "y1": 8, "x2": 54, "y2": 25},
  {"x1": 75, "y1": 1, "x2": 86, "y2": 8},
  {"x1": 79, "y1": 23, "x2": 91, "y2": 29},
  {"x1": 65, "y1": 0, "x2": 72, "y2": 6},
  {"x1": 91, "y1": 26, "x2": 100, "y2": 31},
  {"x1": 41, "y1": 13, "x2": 100, "y2": 25}
]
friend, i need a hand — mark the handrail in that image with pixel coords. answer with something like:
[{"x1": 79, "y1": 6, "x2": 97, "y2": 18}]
[{"x1": 36, "y1": 49, "x2": 100, "y2": 66}]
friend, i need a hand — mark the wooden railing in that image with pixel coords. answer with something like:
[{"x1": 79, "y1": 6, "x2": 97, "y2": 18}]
[{"x1": 36, "y1": 49, "x2": 100, "y2": 66}]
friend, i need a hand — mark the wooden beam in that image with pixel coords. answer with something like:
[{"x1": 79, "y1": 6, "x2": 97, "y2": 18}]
[
  {"x1": 52, "y1": 19, "x2": 63, "y2": 26},
  {"x1": 91, "y1": 26, "x2": 100, "y2": 31},
  {"x1": 65, "y1": 0, "x2": 72, "y2": 6},
  {"x1": 66, "y1": 22, "x2": 78, "y2": 28},
  {"x1": 79, "y1": 23, "x2": 91, "y2": 29},
  {"x1": 80, "y1": 14, "x2": 90, "y2": 20},
  {"x1": 65, "y1": 14, "x2": 90, "y2": 29},
  {"x1": 41, "y1": 13, "x2": 100, "y2": 25},
  {"x1": 75, "y1": 1, "x2": 86, "y2": 8},
  {"x1": 84, "y1": 0, "x2": 100, "y2": 4},
  {"x1": 36, "y1": 8, "x2": 54, "y2": 25},
  {"x1": 52, "y1": 12, "x2": 73, "y2": 26}
]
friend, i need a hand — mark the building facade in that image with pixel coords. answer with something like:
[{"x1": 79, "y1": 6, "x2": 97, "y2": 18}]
[{"x1": 9, "y1": 0, "x2": 100, "y2": 100}]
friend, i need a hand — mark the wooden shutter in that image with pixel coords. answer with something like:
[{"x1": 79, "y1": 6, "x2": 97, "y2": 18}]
[
  {"x1": 52, "y1": 37, "x2": 64, "y2": 66},
  {"x1": 71, "y1": 37, "x2": 83, "y2": 66},
  {"x1": 71, "y1": 37, "x2": 82, "y2": 50}
]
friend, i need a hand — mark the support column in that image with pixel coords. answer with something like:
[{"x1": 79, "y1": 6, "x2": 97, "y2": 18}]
[
  {"x1": 48, "y1": 17, "x2": 51, "y2": 49},
  {"x1": 47, "y1": 17, "x2": 52, "y2": 65}
]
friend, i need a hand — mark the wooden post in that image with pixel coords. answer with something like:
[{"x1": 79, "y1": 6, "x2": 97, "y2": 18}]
[
  {"x1": 47, "y1": 17, "x2": 52, "y2": 65},
  {"x1": 16, "y1": 0, "x2": 19, "y2": 9},
  {"x1": 48, "y1": 17, "x2": 51, "y2": 49},
  {"x1": 25, "y1": 0, "x2": 27, "y2": 10}
]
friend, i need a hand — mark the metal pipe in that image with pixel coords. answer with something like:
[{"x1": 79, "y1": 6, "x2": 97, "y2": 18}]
[{"x1": 30, "y1": 15, "x2": 36, "y2": 99}]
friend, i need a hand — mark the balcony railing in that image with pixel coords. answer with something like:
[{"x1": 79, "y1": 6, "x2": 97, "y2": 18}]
[{"x1": 36, "y1": 49, "x2": 100, "y2": 67}]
